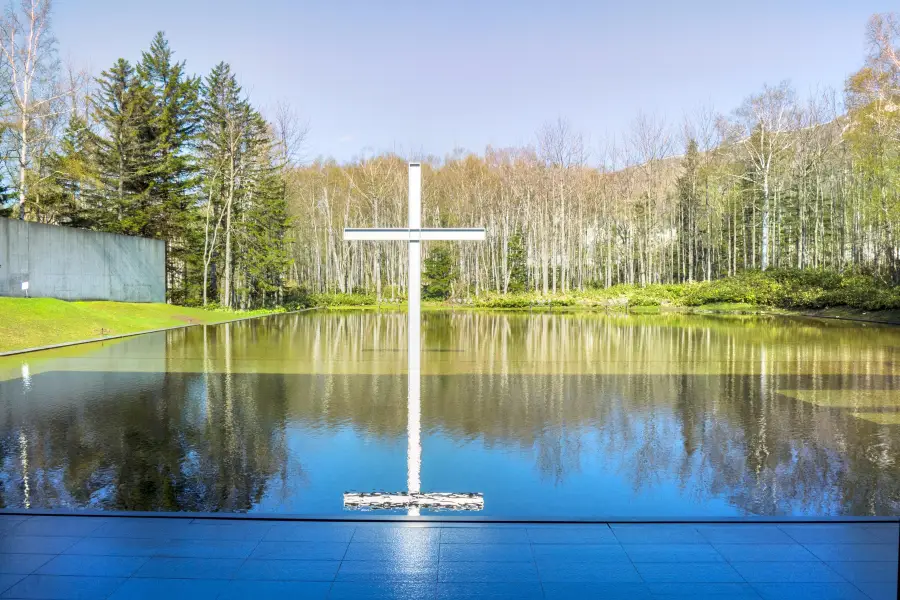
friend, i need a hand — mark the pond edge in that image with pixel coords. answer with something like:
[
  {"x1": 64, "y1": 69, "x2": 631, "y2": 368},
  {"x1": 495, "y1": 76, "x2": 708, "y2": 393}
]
[
  {"x1": 0, "y1": 508, "x2": 897, "y2": 524},
  {"x1": 0, "y1": 307, "x2": 320, "y2": 358}
]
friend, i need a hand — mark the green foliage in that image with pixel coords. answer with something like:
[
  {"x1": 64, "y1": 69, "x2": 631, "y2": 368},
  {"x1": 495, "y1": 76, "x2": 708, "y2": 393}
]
[
  {"x1": 423, "y1": 243, "x2": 456, "y2": 300},
  {"x1": 86, "y1": 38, "x2": 204, "y2": 305},
  {"x1": 11, "y1": 16, "x2": 900, "y2": 312},
  {"x1": 680, "y1": 273, "x2": 776, "y2": 306},
  {"x1": 283, "y1": 287, "x2": 398, "y2": 310},
  {"x1": 197, "y1": 61, "x2": 291, "y2": 308},
  {"x1": 311, "y1": 293, "x2": 379, "y2": 307},
  {"x1": 469, "y1": 293, "x2": 535, "y2": 309},
  {"x1": 626, "y1": 293, "x2": 661, "y2": 307},
  {"x1": 0, "y1": 181, "x2": 16, "y2": 217},
  {"x1": 137, "y1": 32, "x2": 202, "y2": 303},
  {"x1": 468, "y1": 292, "x2": 577, "y2": 309},
  {"x1": 506, "y1": 231, "x2": 528, "y2": 293},
  {"x1": 680, "y1": 269, "x2": 900, "y2": 310},
  {"x1": 462, "y1": 270, "x2": 900, "y2": 313},
  {"x1": 87, "y1": 42, "x2": 205, "y2": 303},
  {"x1": 91, "y1": 57, "x2": 156, "y2": 233},
  {"x1": 18, "y1": 34, "x2": 289, "y2": 310},
  {"x1": 43, "y1": 115, "x2": 99, "y2": 227}
]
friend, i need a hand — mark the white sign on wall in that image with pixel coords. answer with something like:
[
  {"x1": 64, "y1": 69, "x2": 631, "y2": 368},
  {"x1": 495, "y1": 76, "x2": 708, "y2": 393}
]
[{"x1": 21, "y1": 281, "x2": 29, "y2": 291}]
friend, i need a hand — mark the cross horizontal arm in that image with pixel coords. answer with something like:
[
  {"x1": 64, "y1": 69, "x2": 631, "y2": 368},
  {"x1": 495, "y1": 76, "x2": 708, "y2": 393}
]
[
  {"x1": 344, "y1": 228, "x2": 486, "y2": 241},
  {"x1": 420, "y1": 228, "x2": 486, "y2": 241},
  {"x1": 344, "y1": 228, "x2": 410, "y2": 241}
]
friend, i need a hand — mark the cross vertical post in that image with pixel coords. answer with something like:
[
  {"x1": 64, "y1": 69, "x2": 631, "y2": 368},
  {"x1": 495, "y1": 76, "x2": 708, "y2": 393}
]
[
  {"x1": 407, "y1": 164, "x2": 422, "y2": 508},
  {"x1": 342, "y1": 162, "x2": 485, "y2": 513}
]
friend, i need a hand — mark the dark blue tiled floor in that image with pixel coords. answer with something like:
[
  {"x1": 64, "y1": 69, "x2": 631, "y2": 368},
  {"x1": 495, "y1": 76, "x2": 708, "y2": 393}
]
[{"x1": 0, "y1": 516, "x2": 896, "y2": 599}]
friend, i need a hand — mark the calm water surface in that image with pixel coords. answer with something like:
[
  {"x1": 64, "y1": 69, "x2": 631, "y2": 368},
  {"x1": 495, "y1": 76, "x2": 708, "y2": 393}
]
[{"x1": 1, "y1": 310, "x2": 898, "y2": 517}]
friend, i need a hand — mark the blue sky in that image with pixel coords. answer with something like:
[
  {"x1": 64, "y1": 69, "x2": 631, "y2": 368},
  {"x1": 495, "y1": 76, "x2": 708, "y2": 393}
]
[{"x1": 55, "y1": 0, "x2": 894, "y2": 163}]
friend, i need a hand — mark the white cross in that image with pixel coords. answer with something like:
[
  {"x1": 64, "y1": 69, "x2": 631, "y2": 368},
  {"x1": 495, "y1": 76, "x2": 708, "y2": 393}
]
[{"x1": 343, "y1": 162, "x2": 485, "y2": 514}]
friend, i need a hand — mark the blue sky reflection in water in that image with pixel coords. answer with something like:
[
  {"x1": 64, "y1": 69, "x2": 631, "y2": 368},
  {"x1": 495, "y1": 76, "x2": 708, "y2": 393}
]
[{"x1": 0, "y1": 311, "x2": 898, "y2": 517}]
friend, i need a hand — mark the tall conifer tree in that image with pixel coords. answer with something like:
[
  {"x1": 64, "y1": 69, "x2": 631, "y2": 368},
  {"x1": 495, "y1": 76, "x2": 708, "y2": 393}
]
[
  {"x1": 91, "y1": 58, "x2": 155, "y2": 233},
  {"x1": 138, "y1": 33, "x2": 201, "y2": 300}
]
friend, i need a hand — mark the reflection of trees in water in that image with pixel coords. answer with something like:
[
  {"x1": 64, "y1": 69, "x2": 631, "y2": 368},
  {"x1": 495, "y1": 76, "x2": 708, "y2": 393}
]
[
  {"x1": 0, "y1": 327, "x2": 292, "y2": 511},
  {"x1": 1, "y1": 311, "x2": 899, "y2": 515},
  {"x1": 430, "y1": 311, "x2": 900, "y2": 515},
  {"x1": 421, "y1": 372, "x2": 900, "y2": 515}
]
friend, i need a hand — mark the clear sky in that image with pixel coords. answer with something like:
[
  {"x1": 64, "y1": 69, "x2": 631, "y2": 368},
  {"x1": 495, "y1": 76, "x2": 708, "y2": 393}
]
[{"x1": 54, "y1": 0, "x2": 895, "y2": 163}]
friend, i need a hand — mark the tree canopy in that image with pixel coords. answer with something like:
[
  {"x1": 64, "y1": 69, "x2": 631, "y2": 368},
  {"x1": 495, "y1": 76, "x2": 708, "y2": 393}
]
[{"x1": 1, "y1": 7, "x2": 898, "y2": 308}]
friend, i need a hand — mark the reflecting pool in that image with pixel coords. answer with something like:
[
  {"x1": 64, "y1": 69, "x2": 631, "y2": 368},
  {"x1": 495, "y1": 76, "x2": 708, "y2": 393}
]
[{"x1": 1, "y1": 310, "x2": 898, "y2": 517}]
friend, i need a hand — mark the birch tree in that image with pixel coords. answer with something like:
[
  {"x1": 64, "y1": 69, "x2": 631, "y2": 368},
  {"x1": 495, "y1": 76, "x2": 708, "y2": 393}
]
[
  {"x1": 0, "y1": 0, "x2": 60, "y2": 220},
  {"x1": 734, "y1": 82, "x2": 798, "y2": 270}
]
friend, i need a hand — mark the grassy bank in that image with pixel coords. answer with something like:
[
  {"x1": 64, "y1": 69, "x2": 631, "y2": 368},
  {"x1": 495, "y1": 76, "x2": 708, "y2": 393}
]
[
  {"x1": 305, "y1": 270, "x2": 900, "y2": 321},
  {"x1": 0, "y1": 298, "x2": 278, "y2": 353},
  {"x1": 463, "y1": 270, "x2": 900, "y2": 311}
]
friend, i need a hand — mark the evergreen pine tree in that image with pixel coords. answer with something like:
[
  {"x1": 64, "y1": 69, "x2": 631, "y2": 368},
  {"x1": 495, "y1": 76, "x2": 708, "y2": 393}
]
[
  {"x1": 240, "y1": 116, "x2": 292, "y2": 307},
  {"x1": 423, "y1": 243, "x2": 456, "y2": 300},
  {"x1": 0, "y1": 181, "x2": 15, "y2": 218},
  {"x1": 44, "y1": 114, "x2": 98, "y2": 227},
  {"x1": 507, "y1": 231, "x2": 528, "y2": 293},
  {"x1": 198, "y1": 62, "x2": 248, "y2": 306},
  {"x1": 91, "y1": 58, "x2": 156, "y2": 234},
  {"x1": 138, "y1": 33, "x2": 202, "y2": 302}
]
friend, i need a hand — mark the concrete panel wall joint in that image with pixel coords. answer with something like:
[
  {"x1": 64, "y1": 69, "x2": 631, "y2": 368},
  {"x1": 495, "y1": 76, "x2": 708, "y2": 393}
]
[{"x1": 0, "y1": 217, "x2": 165, "y2": 303}]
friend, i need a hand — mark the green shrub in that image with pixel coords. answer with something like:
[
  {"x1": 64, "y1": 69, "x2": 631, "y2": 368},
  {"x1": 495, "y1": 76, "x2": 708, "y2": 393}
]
[
  {"x1": 627, "y1": 293, "x2": 661, "y2": 307},
  {"x1": 675, "y1": 269, "x2": 899, "y2": 311},
  {"x1": 548, "y1": 296, "x2": 576, "y2": 307},
  {"x1": 310, "y1": 292, "x2": 378, "y2": 307},
  {"x1": 336, "y1": 269, "x2": 900, "y2": 313}
]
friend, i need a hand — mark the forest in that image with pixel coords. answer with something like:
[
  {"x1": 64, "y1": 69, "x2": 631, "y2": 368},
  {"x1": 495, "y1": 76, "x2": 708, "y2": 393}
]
[{"x1": 0, "y1": 2, "x2": 898, "y2": 310}]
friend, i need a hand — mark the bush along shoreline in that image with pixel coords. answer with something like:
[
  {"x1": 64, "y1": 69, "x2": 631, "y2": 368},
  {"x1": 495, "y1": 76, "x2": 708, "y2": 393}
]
[{"x1": 291, "y1": 270, "x2": 900, "y2": 316}]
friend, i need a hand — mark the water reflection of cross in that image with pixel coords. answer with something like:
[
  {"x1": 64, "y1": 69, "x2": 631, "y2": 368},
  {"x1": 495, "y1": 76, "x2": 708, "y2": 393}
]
[{"x1": 343, "y1": 163, "x2": 485, "y2": 515}]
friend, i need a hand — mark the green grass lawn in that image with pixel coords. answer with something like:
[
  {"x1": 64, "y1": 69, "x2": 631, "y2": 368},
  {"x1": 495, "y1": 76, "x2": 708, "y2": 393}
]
[{"x1": 0, "y1": 298, "x2": 276, "y2": 353}]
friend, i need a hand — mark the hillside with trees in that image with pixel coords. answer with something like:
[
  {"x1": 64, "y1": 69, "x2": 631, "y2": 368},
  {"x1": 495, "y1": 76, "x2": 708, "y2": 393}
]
[{"x1": 0, "y1": 2, "x2": 898, "y2": 310}]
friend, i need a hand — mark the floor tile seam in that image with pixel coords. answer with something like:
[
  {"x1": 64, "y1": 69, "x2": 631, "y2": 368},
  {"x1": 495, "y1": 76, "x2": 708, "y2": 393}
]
[
  {"x1": 848, "y1": 579, "x2": 884, "y2": 600},
  {"x1": 55, "y1": 535, "x2": 83, "y2": 556},
  {"x1": 627, "y1": 558, "x2": 767, "y2": 563},
  {"x1": 820, "y1": 560, "x2": 875, "y2": 599},
  {"x1": 336, "y1": 536, "x2": 352, "y2": 586},
  {"x1": 0, "y1": 574, "x2": 25, "y2": 597},
  {"x1": 745, "y1": 581, "x2": 848, "y2": 597},
  {"x1": 524, "y1": 538, "x2": 538, "y2": 583},
  {"x1": 99, "y1": 573, "x2": 129, "y2": 600},
  {"x1": 129, "y1": 556, "x2": 152, "y2": 580},
  {"x1": 616, "y1": 532, "x2": 646, "y2": 587},
  {"x1": 795, "y1": 540, "x2": 888, "y2": 562},
  {"x1": 82, "y1": 521, "x2": 111, "y2": 537},
  {"x1": 436, "y1": 527, "x2": 442, "y2": 583},
  {"x1": 66, "y1": 546, "x2": 179, "y2": 559},
  {"x1": 435, "y1": 544, "x2": 460, "y2": 585},
  {"x1": 636, "y1": 558, "x2": 752, "y2": 585},
  {"x1": 716, "y1": 555, "x2": 825, "y2": 564},
  {"x1": 776, "y1": 524, "x2": 811, "y2": 545},
  {"x1": 2, "y1": 530, "x2": 103, "y2": 539},
  {"x1": 212, "y1": 581, "x2": 229, "y2": 600},
  {"x1": 729, "y1": 559, "x2": 856, "y2": 585},
  {"x1": 224, "y1": 534, "x2": 261, "y2": 583},
  {"x1": 7, "y1": 552, "x2": 55, "y2": 576},
  {"x1": 0, "y1": 571, "x2": 130, "y2": 600},
  {"x1": 36, "y1": 554, "x2": 153, "y2": 578},
  {"x1": 707, "y1": 537, "x2": 740, "y2": 573},
  {"x1": 609, "y1": 526, "x2": 628, "y2": 545},
  {"x1": 129, "y1": 568, "x2": 242, "y2": 581}
]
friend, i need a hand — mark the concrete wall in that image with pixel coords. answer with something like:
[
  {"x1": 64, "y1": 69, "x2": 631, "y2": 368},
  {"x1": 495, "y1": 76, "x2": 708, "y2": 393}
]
[{"x1": 0, "y1": 218, "x2": 165, "y2": 302}]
